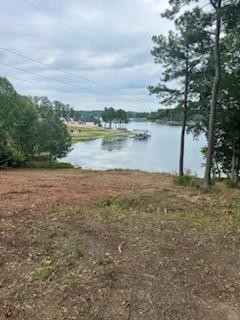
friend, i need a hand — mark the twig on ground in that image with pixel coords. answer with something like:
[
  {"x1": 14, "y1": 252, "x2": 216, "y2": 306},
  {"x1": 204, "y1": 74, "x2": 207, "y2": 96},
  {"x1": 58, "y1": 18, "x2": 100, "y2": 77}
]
[
  {"x1": 147, "y1": 293, "x2": 154, "y2": 308},
  {"x1": 118, "y1": 241, "x2": 126, "y2": 254}
]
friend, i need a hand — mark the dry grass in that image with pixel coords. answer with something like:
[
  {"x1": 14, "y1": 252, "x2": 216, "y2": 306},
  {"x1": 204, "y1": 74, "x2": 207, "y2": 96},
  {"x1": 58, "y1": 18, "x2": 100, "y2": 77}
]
[{"x1": 0, "y1": 169, "x2": 240, "y2": 319}]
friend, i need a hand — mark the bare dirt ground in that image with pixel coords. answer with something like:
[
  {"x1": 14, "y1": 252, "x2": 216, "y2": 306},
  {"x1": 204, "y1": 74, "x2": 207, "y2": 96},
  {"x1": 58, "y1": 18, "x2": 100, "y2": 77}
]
[{"x1": 1, "y1": 169, "x2": 240, "y2": 320}]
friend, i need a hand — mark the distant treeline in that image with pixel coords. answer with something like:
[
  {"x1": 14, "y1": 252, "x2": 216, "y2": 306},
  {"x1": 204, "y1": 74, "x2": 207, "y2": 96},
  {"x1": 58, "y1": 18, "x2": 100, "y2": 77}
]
[
  {"x1": 44, "y1": 104, "x2": 151, "y2": 123},
  {"x1": 102, "y1": 107, "x2": 128, "y2": 129},
  {"x1": 148, "y1": 106, "x2": 199, "y2": 124}
]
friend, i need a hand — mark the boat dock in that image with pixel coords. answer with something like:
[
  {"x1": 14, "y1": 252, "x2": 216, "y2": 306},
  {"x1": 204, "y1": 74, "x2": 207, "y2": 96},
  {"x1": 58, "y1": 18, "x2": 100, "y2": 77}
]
[{"x1": 132, "y1": 130, "x2": 151, "y2": 140}]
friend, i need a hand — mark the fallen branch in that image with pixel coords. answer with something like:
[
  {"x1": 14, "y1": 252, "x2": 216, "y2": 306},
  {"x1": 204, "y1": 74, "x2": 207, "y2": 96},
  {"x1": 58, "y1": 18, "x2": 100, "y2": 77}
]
[
  {"x1": 147, "y1": 293, "x2": 154, "y2": 308},
  {"x1": 118, "y1": 240, "x2": 125, "y2": 254}
]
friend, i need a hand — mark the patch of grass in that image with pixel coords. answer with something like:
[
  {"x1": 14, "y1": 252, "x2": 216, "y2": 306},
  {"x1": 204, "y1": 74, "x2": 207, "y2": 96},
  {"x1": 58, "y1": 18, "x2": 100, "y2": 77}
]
[
  {"x1": 173, "y1": 175, "x2": 201, "y2": 187},
  {"x1": 173, "y1": 209, "x2": 240, "y2": 236},
  {"x1": 73, "y1": 245, "x2": 84, "y2": 258},
  {"x1": 34, "y1": 259, "x2": 55, "y2": 281},
  {"x1": 25, "y1": 159, "x2": 74, "y2": 169},
  {"x1": 100, "y1": 197, "x2": 127, "y2": 209},
  {"x1": 62, "y1": 270, "x2": 80, "y2": 286},
  {"x1": 69, "y1": 125, "x2": 131, "y2": 143},
  {"x1": 231, "y1": 203, "x2": 240, "y2": 219},
  {"x1": 40, "y1": 240, "x2": 52, "y2": 255}
]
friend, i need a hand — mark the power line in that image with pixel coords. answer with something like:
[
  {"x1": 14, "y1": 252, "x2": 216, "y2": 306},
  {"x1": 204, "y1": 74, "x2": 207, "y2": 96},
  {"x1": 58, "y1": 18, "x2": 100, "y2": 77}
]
[
  {"x1": 22, "y1": 0, "x2": 74, "y2": 31},
  {"x1": 0, "y1": 45, "x2": 150, "y2": 104},
  {"x1": 0, "y1": 62, "x2": 78, "y2": 88},
  {"x1": 20, "y1": 1, "x2": 127, "y2": 92},
  {"x1": 0, "y1": 46, "x2": 126, "y2": 92},
  {"x1": 0, "y1": 25, "x2": 79, "y2": 67},
  {"x1": 19, "y1": 1, "x2": 150, "y2": 102},
  {"x1": 0, "y1": 52, "x2": 150, "y2": 104},
  {"x1": 1, "y1": 2, "x2": 151, "y2": 104}
]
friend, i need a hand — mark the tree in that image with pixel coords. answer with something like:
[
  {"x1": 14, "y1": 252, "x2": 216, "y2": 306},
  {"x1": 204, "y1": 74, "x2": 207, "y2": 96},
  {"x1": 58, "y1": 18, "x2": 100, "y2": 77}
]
[
  {"x1": 210, "y1": 29, "x2": 240, "y2": 183},
  {"x1": 162, "y1": 0, "x2": 240, "y2": 186},
  {"x1": 115, "y1": 109, "x2": 128, "y2": 129},
  {"x1": 11, "y1": 96, "x2": 39, "y2": 160},
  {"x1": 0, "y1": 78, "x2": 38, "y2": 164},
  {"x1": 102, "y1": 107, "x2": 116, "y2": 129},
  {"x1": 0, "y1": 79, "x2": 72, "y2": 167},
  {"x1": 149, "y1": 8, "x2": 210, "y2": 176},
  {"x1": 34, "y1": 98, "x2": 72, "y2": 161},
  {"x1": 204, "y1": 0, "x2": 222, "y2": 187}
]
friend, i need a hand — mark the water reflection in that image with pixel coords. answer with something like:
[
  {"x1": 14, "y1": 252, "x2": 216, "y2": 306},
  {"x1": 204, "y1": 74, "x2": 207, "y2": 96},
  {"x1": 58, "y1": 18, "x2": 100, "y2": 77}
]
[
  {"x1": 101, "y1": 137, "x2": 128, "y2": 152},
  {"x1": 61, "y1": 122, "x2": 206, "y2": 176}
]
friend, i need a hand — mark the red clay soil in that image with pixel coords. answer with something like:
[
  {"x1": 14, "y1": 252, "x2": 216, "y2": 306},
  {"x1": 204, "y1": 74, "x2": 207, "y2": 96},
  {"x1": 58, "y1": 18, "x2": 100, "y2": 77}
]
[
  {"x1": 0, "y1": 169, "x2": 170, "y2": 215},
  {"x1": 1, "y1": 169, "x2": 240, "y2": 320}
]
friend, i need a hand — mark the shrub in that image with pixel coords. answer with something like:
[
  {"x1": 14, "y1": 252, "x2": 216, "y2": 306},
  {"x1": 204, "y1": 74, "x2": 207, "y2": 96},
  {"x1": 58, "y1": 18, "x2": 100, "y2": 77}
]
[
  {"x1": 174, "y1": 175, "x2": 201, "y2": 187},
  {"x1": 224, "y1": 178, "x2": 238, "y2": 188},
  {"x1": 231, "y1": 203, "x2": 240, "y2": 219},
  {"x1": 101, "y1": 197, "x2": 126, "y2": 209},
  {"x1": 24, "y1": 160, "x2": 73, "y2": 169}
]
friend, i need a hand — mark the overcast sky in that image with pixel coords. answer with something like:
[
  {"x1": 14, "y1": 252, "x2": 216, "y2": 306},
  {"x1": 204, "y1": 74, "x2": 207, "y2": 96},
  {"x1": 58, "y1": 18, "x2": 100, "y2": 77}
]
[{"x1": 0, "y1": 0, "x2": 174, "y2": 111}]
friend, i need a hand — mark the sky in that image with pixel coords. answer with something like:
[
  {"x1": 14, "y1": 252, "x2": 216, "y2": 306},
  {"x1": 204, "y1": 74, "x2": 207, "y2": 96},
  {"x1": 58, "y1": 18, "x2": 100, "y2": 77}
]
[{"x1": 0, "y1": 0, "x2": 174, "y2": 111}]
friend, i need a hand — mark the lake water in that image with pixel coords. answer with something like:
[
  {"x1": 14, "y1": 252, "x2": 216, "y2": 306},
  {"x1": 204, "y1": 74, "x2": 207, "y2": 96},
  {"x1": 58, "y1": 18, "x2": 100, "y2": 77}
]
[{"x1": 61, "y1": 121, "x2": 206, "y2": 176}]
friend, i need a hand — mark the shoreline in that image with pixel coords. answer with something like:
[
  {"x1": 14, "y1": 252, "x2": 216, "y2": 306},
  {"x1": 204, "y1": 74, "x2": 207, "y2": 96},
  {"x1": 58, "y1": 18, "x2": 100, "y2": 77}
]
[{"x1": 68, "y1": 125, "x2": 131, "y2": 143}]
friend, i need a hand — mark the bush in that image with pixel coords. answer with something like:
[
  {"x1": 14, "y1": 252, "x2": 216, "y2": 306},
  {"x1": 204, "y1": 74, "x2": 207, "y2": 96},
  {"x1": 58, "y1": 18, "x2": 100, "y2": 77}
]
[
  {"x1": 101, "y1": 197, "x2": 126, "y2": 209},
  {"x1": 24, "y1": 160, "x2": 74, "y2": 169},
  {"x1": 224, "y1": 178, "x2": 238, "y2": 188},
  {"x1": 174, "y1": 175, "x2": 201, "y2": 187},
  {"x1": 231, "y1": 203, "x2": 240, "y2": 219}
]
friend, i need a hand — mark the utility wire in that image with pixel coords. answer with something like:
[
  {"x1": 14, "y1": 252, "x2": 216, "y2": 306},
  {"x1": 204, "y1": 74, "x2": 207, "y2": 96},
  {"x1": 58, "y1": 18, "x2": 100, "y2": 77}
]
[
  {"x1": 1, "y1": 2, "x2": 152, "y2": 104},
  {"x1": 0, "y1": 53, "x2": 150, "y2": 104},
  {"x1": 20, "y1": 1, "x2": 151, "y2": 102},
  {"x1": 18, "y1": 0, "x2": 211, "y2": 105},
  {"x1": 0, "y1": 45, "x2": 150, "y2": 103},
  {"x1": 0, "y1": 62, "x2": 78, "y2": 88},
  {"x1": 0, "y1": 25, "x2": 79, "y2": 66},
  {"x1": 0, "y1": 46, "x2": 127, "y2": 93},
  {"x1": 22, "y1": 0, "x2": 74, "y2": 31}
]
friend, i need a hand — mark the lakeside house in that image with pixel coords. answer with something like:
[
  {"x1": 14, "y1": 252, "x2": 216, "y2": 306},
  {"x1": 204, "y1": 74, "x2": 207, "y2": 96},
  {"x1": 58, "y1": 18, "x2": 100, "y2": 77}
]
[
  {"x1": 65, "y1": 119, "x2": 99, "y2": 136},
  {"x1": 66, "y1": 119, "x2": 97, "y2": 127}
]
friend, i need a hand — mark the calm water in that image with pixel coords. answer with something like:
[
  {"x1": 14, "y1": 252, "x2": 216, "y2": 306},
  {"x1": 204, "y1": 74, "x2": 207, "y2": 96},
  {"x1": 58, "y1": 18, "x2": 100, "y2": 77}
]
[{"x1": 61, "y1": 122, "x2": 206, "y2": 176}]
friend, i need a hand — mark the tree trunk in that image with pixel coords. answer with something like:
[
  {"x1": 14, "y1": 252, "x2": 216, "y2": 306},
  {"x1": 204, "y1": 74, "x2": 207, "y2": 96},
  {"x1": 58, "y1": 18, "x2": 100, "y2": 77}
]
[
  {"x1": 204, "y1": 0, "x2": 222, "y2": 187},
  {"x1": 179, "y1": 46, "x2": 189, "y2": 177},
  {"x1": 235, "y1": 154, "x2": 240, "y2": 185},
  {"x1": 231, "y1": 140, "x2": 236, "y2": 182},
  {"x1": 233, "y1": 156, "x2": 239, "y2": 185},
  {"x1": 231, "y1": 142, "x2": 239, "y2": 185}
]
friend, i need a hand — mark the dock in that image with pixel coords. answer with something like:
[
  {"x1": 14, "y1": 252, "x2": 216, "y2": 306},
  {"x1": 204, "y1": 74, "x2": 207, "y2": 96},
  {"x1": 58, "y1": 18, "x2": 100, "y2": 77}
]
[{"x1": 132, "y1": 130, "x2": 151, "y2": 140}]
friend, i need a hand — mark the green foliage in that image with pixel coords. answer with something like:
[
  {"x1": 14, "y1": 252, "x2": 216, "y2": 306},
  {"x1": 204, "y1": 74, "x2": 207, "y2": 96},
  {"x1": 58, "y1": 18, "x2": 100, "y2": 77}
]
[
  {"x1": 102, "y1": 107, "x2": 128, "y2": 129},
  {"x1": 231, "y1": 203, "x2": 240, "y2": 219},
  {"x1": 34, "y1": 259, "x2": 54, "y2": 281},
  {"x1": 148, "y1": 105, "x2": 199, "y2": 124},
  {"x1": 0, "y1": 78, "x2": 71, "y2": 167},
  {"x1": 73, "y1": 245, "x2": 84, "y2": 258},
  {"x1": 101, "y1": 197, "x2": 126, "y2": 209},
  {"x1": 223, "y1": 179, "x2": 238, "y2": 189},
  {"x1": 154, "y1": 0, "x2": 240, "y2": 184},
  {"x1": 25, "y1": 160, "x2": 73, "y2": 169},
  {"x1": 173, "y1": 174, "x2": 201, "y2": 187}
]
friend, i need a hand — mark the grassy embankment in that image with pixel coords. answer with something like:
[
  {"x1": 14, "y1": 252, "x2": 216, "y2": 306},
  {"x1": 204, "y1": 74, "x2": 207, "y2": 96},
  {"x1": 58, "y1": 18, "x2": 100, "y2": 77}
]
[
  {"x1": 68, "y1": 125, "x2": 131, "y2": 143},
  {"x1": 1, "y1": 169, "x2": 240, "y2": 319},
  {"x1": 24, "y1": 159, "x2": 74, "y2": 169}
]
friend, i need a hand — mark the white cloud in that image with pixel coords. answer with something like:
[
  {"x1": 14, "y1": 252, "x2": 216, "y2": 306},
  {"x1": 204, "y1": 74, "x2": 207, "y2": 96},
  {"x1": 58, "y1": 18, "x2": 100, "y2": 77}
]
[{"x1": 0, "y1": 0, "x2": 174, "y2": 111}]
